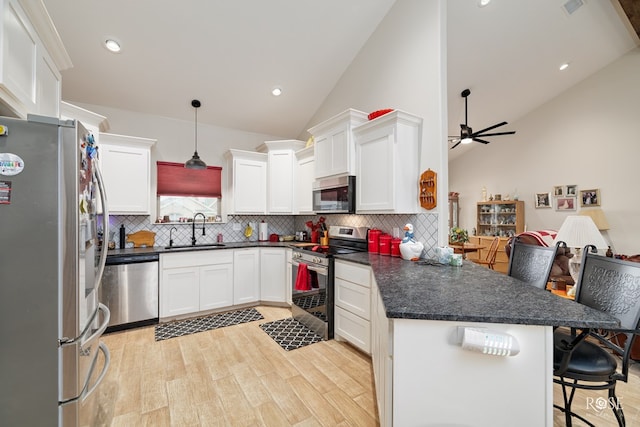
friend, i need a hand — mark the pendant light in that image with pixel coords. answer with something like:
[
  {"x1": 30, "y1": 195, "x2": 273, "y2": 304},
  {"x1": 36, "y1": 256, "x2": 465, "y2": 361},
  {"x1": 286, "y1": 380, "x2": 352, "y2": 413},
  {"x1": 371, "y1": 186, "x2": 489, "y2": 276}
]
[{"x1": 185, "y1": 99, "x2": 207, "y2": 169}]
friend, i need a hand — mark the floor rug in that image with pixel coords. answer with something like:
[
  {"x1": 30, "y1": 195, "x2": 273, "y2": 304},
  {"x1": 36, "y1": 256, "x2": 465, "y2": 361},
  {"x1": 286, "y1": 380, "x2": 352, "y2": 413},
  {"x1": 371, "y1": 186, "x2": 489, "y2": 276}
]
[
  {"x1": 155, "y1": 308, "x2": 264, "y2": 341},
  {"x1": 259, "y1": 317, "x2": 323, "y2": 351}
]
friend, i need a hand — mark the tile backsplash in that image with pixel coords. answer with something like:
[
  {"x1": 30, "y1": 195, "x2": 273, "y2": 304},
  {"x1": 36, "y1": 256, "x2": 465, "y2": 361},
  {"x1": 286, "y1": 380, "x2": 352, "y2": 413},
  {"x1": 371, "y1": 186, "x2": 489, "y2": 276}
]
[{"x1": 107, "y1": 212, "x2": 438, "y2": 258}]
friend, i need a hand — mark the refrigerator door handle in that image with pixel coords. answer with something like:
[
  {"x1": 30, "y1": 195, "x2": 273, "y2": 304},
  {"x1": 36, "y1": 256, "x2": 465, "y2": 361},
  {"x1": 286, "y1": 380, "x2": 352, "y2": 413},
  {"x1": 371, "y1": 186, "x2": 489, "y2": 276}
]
[
  {"x1": 94, "y1": 162, "x2": 109, "y2": 291},
  {"x1": 83, "y1": 342, "x2": 111, "y2": 400},
  {"x1": 60, "y1": 303, "x2": 111, "y2": 346}
]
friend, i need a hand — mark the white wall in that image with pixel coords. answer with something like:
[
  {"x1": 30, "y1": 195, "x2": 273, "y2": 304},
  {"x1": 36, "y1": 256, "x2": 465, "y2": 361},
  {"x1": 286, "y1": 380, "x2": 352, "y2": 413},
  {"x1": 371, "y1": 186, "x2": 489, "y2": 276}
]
[
  {"x1": 449, "y1": 48, "x2": 640, "y2": 255},
  {"x1": 301, "y1": 0, "x2": 449, "y2": 244}
]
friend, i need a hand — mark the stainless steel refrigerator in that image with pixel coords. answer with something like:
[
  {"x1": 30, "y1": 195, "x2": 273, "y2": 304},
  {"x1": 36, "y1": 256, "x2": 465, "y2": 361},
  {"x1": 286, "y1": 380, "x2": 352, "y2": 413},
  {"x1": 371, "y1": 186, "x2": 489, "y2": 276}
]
[{"x1": 0, "y1": 115, "x2": 111, "y2": 426}]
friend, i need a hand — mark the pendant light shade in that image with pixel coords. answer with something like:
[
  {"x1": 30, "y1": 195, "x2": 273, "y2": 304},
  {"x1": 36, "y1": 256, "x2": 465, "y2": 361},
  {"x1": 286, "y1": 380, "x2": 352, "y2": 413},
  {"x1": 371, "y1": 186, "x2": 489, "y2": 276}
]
[{"x1": 185, "y1": 99, "x2": 207, "y2": 169}]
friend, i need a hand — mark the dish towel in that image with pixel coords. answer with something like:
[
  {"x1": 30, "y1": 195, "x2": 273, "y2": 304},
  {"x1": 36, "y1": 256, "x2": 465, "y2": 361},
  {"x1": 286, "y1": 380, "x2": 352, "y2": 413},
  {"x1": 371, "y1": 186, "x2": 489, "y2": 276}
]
[{"x1": 295, "y1": 263, "x2": 312, "y2": 291}]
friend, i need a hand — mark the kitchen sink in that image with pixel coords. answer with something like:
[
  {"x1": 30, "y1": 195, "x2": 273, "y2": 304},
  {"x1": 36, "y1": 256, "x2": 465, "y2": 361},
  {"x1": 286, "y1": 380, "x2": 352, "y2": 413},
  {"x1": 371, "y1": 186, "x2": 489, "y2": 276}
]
[{"x1": 164, "y1": 244, "x2": 226, "y2": 250}]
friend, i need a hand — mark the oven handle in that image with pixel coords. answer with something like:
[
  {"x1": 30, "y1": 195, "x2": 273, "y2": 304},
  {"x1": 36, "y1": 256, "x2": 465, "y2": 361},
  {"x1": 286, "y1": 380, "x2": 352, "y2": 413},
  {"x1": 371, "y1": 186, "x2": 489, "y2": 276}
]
[{"x1": 292, "y1": 259, "x2": 328, "y2": 275}]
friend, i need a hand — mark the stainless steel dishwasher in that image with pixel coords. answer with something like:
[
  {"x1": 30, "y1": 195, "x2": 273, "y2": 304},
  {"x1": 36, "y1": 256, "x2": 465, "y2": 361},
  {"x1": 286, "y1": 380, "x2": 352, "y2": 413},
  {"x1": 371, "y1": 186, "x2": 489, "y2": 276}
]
[{"x1": 101, "y1": 253, "x2": 159, "y2": 332}]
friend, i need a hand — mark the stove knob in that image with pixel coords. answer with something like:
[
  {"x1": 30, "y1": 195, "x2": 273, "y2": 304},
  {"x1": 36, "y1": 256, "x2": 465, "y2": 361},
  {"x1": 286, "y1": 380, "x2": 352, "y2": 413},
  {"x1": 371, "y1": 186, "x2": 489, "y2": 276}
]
[{"x1": 314, "y1": 257, "x2": 321, "y2": 264}]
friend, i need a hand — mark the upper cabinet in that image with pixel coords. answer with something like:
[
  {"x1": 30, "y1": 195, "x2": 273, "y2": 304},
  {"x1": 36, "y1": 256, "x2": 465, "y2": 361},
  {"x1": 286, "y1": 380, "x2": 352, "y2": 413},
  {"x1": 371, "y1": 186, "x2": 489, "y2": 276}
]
[
  {"x1": 257, "y1": 139, "x2": 306, "y2": 214},
  {"x1": 0, "y1": 0, "x2": 72, "y2": 118},
  {"x1": 224, "y1": 149, "x2": 267, "y2": 215},
  {"x1": 354, "y1": 110, "x2": 422, "y2": 213},
  {"x1": 294, "y1": 146, "x2": 314, "y2": 214},
  {"x1": 60, "y1": 101, "x2": 110, "y2": 145},
  {"x1": 308, "y1": 109, "x2": 368, "y2": 179},
  {"x1": 99, "y1": 133, "x2": 156, "y2": 215}
]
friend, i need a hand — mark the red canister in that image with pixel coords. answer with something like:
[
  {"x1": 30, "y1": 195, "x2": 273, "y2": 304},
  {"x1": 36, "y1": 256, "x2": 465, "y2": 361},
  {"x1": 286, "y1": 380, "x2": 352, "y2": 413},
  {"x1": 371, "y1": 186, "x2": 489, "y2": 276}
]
[
  {"x1": 379, "y1": 234, "x2": 392, "y2": 255},
  {"x1": 391, "y1": 238, "x2": 402, "y2": 257},
  {"x1": 368, "y1": 229, "x2": 382, "y2": 253}
]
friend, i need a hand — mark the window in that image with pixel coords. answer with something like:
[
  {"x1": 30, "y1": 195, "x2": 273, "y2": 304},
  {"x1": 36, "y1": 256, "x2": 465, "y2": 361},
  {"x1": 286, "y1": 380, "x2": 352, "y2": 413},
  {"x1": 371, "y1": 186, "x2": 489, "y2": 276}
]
[{"x1": 156, "y1": 161, "x2": 222, "y2": 222}]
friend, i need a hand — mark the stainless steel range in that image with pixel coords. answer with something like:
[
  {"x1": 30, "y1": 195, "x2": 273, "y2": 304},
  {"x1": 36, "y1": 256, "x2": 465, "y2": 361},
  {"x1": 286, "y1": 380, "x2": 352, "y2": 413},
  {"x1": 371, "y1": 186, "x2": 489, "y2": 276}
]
[{"x1": 291, "y1": 225, "x2": 368, "y2": 339}]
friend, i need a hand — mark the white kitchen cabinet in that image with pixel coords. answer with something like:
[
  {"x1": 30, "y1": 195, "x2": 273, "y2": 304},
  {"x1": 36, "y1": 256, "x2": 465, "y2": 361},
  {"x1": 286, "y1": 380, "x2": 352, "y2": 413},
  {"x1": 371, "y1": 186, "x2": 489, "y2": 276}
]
[
  {"x1": 0, "y1": 0, "x2": 70, "y2": 118},
  {"x1": 371, "y1": 275, "x2": 392, "y2": 427},
  {"x1": 224, "y1": 149, "x2": 267, "y2": 214},
  {"x1": 233, "y1": 248, "x2": 260, "y2": 305},
  {"x1": 160, "y1": 250, "x2": 234, "y2": 320},
  {"x1": 257, "y1": 140, "x2": 306, "y2": 214},
  {"x1": 307, "y1": 109, "x2": 368, "y2": 179},
  {"x1": 259, "y1": 248, "x2": 288, "y2": 303},
  {"x1": 60, "y1": 101, "x2": 109, "y2": 144},
  {"x1": 294, "y1": 146, "x2": 314, "y2": 214},
  {"x1": 99, "y1": 133, "x2": 156, "y2": 215},
  {"x1": 334, "y1": 260, "x2": 372, "y2": 354},
  {"x1": 354, "y1": 110, "x2": 422, "y2": 213}
]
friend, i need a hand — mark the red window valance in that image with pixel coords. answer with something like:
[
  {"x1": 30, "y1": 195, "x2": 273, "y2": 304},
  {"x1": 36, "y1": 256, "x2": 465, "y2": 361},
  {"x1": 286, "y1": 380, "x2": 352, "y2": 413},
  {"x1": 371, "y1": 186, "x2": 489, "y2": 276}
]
[{"x1": 157, "y1": 161, "x2": 222, "y2": 197}]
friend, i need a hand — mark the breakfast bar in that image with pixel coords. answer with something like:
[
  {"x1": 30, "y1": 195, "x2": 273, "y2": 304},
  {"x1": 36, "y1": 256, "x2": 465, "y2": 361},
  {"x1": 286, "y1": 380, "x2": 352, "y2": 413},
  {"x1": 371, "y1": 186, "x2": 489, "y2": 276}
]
[{"x1": 335, "y1": 253, "x2": 620, "y2": 427}]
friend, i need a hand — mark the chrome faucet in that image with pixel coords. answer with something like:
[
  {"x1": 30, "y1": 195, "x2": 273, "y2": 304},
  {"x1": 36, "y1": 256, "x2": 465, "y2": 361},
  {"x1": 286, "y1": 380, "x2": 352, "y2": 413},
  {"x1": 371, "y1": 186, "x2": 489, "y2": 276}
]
[
  {"x1": 192, "y1": 213, "x2": 206, "y2": 245},
  {"x1": 169, "y1": 226, "x2": 177, "y2": 247}
]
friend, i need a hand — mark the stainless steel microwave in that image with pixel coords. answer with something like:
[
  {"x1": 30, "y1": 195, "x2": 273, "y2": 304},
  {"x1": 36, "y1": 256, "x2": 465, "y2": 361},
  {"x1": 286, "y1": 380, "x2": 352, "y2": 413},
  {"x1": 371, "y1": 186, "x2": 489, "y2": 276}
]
[{"x1": 312, "y1": 175, "x2": 356, "y2": 214}]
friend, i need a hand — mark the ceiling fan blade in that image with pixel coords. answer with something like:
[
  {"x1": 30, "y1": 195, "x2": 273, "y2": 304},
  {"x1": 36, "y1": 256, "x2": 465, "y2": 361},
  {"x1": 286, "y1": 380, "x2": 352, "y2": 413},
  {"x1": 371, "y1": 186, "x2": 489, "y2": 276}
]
[
  {"x1": 471, "y1": 121, "x2": 508, "y2": 137},
  {"x1": 475, "y1": 130, "x2": 516, "y2": 137},
  {"x1": 473, "y1": 138, "x2": 491, "y2": 144},
  {"x1": 450, "y1": 140, "x2": 462, "y2": 149}
]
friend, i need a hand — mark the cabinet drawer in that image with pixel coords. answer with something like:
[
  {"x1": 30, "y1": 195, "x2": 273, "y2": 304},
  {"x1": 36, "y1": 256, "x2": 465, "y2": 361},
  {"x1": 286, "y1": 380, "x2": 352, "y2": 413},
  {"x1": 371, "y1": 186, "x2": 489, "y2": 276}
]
[
  {"x1": 335, "y1": 278, "x2": 371, "y2": 320},
  {"x1": 161, "y1": 250, "x2": 233, "y2": 269},
  {"x1": 335, "y1": 306, "x2": 371, "y2": 354},
  {"x1": 335, "y1": 261, "x2": 371, "y2": 287}
]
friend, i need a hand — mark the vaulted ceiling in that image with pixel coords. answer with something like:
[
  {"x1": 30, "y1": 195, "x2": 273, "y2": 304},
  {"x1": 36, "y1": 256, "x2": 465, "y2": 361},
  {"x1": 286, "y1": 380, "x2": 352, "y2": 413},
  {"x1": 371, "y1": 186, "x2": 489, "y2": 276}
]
[{"x1": 42, "y1": 1, "x2": 639, "y2": 159}]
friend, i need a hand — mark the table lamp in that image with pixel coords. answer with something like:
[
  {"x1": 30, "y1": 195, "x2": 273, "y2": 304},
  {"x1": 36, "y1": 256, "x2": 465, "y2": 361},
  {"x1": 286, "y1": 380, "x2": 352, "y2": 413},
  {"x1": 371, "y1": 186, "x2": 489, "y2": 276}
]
[
  {"x1": 553, "y1": 215, "x2": 608, "y2": 284},
  {"x1": 579, "y1": 208, "x2": 613, "y2": 253}
]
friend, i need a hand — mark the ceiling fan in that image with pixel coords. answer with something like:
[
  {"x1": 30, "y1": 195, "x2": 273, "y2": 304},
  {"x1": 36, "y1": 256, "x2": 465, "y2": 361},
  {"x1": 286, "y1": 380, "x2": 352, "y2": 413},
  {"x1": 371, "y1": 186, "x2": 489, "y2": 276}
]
[{"x1": 449, "y1": 88, "x2": 515, "y2": 149}]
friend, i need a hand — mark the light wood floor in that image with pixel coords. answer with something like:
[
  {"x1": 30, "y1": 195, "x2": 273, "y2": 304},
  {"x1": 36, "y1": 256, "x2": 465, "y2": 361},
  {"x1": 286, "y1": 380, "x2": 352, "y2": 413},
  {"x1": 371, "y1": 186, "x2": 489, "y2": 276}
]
[{"x1": 96, "y1": 306, "x2": 640, "y2": 426}]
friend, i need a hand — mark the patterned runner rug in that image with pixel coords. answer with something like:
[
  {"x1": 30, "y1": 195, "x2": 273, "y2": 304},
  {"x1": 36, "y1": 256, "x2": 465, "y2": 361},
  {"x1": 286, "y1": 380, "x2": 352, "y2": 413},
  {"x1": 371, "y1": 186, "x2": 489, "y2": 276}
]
[
  {"x1": 155, "y1": 308, "x2": 263, "y2": 341},
  {"x1": 259, "y1": 317, "x2": 323, "y2": 351}
]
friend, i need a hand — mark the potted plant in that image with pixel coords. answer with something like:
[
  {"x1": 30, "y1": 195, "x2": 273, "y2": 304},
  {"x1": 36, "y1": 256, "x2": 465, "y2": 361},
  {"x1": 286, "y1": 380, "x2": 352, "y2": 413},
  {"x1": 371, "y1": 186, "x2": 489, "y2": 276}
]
[{"x1": 450, "y1": 227, "x2": 469, "y2": 245}]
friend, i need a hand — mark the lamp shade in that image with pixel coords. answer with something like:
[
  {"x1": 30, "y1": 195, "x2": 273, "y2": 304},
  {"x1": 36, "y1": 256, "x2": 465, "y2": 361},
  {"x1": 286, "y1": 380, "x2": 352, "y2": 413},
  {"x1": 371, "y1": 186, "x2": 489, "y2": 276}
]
[
  {"x1": 578, "y1": 208, "x2": 610, "y2": 231},
  {"x1": 553, "y1": 215, "x2": 608, "y2": 250}
]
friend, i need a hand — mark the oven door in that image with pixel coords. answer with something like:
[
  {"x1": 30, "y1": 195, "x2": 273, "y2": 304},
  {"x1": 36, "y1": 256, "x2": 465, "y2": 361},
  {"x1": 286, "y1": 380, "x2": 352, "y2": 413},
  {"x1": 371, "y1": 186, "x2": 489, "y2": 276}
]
[{"x1": 291, "y1": 257, "x2": 332, "y2": 339}]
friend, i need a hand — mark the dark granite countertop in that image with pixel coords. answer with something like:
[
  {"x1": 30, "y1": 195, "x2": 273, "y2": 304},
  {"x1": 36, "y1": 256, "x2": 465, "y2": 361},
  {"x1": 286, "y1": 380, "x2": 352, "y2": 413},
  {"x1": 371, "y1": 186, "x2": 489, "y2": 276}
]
[{"x1": 334, "y1": 252, "x2": 620, "y2": 329}]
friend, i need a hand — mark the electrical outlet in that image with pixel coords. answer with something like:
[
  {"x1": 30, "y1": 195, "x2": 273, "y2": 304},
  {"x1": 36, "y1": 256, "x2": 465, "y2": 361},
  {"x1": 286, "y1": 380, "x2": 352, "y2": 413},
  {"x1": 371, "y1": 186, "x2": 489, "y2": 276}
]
[{"x1": 233, "y1": 222, "x2": 241, "y2": 231}]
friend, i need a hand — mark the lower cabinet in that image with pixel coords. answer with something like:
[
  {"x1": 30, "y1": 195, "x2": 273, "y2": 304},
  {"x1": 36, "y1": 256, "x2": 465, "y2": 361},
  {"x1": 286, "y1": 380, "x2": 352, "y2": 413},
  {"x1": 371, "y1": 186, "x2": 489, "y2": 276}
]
[
  {"x1": 260, "y1": 248, "x2": 288, "y2": 303},
  {"x1": 371, "y1": 275, "x2": 393, "y2": 427},
  {"x1": 233, "y1": 248, "x2": 260, "y2": 305},
  {"x1": 160, "y1": 250, "x2": 233, "y2": 319},
  {"x1": 160, "y1": 247, "x2": 289, "y2": 321},
  {"x1": 334, "y1": 260, "x2": 371, "y2": 354}
]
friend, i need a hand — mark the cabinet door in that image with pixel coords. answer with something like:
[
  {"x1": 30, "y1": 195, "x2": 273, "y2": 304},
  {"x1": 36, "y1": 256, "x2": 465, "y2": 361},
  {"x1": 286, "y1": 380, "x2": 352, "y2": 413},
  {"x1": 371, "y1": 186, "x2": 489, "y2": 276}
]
[
  {"x1": 35, "y1": 52, "x2": 60, "y2": 117},
  {"x1": 313, "y1": 135, "x2": 332, "y2": 179},
  {"x1": 295, "y1": 153, "x2": 314, "y2": 213},
  {"x1": 233, "y1": 158, "x2": 267, "y2": 213},
  {"x1": 335, "y1": 278, "x2": 371, "y2": 320},
  {"x1": 260, "y1": 248, "x2": 287, "y2": 303},
  {"x1": 233, "y1": 249, "x2": 260, "y2": 305},
  {"x1": 100, "y1": 142, "x2": 151, "y2": 214},
  {"x1": 335, "y1": 306, "x2": 371, "y2": 354},
  {"x1": 160, "y1": 267, "x2": 199, "y2": 318},
  {"x1": 200, "y1": 263, "x2": 234, "y2": 311},
  {"x1": 267, "y1": 151, "x2": 294, "y2": 213},
  {"x1": 356, "y1": 129, "x2": 394, "y2": 211}
]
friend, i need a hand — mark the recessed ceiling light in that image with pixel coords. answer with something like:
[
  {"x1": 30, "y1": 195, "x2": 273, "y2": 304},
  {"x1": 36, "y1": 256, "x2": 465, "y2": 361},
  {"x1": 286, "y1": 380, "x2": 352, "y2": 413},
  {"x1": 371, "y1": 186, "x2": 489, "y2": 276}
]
[
  {"x1": 559, "y1": 62, "x2": 570, "y2": 71},
  {"x1": 104, "y1": 39, "x2": 121, "y2": 53},
  {"x1": 478, "y1": 0, "x2": 491, "y2": 7},
  {"x1": 271, "y1": 87, "x2": 282, "y2": 96}
]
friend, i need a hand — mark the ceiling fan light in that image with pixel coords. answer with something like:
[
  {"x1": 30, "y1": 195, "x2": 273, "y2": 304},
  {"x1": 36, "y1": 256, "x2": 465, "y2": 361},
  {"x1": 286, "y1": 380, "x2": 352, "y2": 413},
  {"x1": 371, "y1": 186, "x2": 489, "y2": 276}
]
[{"x1": 461, "y1": 138, "x2": 473, "y2": 145}]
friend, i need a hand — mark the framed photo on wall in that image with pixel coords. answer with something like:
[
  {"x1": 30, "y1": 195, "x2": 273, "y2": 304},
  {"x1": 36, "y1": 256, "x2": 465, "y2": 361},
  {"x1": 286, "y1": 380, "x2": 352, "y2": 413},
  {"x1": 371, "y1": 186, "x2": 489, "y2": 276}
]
[
  {"x1": 556, "y1": 197, "x2": 576, "y2": 211},
  {"x1": 580, "y1": 189, "x2": 601, "y2": 207},
  {"x1": 566, "y1": 185, "x2": 577, "y2": 196},
  {"x1": 535, "y1": 192, "x2": 552, "y2": 208},
  {"x1": 553, "y1": 186, "x2": 563, "y2": 196}
]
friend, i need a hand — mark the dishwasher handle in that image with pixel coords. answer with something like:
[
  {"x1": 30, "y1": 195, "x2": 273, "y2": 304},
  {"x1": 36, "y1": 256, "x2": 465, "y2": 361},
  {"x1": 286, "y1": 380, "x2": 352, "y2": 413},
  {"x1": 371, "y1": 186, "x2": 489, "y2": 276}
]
[{"x1": 106, "y1": 254, "x2": 159, "y2": 265}]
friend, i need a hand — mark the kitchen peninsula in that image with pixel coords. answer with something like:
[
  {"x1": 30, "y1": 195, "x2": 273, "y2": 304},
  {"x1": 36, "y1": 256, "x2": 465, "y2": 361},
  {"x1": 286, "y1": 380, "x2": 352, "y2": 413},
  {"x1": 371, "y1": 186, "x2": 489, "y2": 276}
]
[{"x1": 335, "y1": 253, "x2": 619, "y2": 427}]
